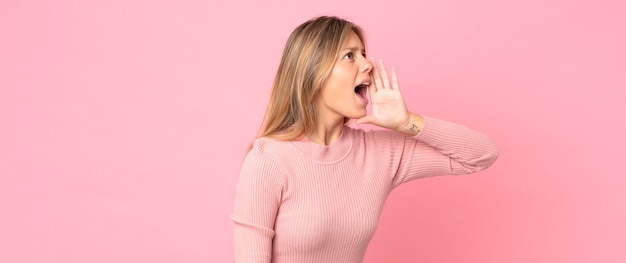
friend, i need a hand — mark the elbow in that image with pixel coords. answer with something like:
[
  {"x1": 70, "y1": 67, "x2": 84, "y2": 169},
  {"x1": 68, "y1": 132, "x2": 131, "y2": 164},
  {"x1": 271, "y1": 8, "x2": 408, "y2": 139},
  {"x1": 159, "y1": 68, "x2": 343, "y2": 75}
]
[
  {"x1": 473, "y1": 142, "x2": 500, "y2": 172},
  {"x1": 454, "y1": 142, "x2": 500, "y2": 174},
  {"x1": 483, "y1": 143, "x2": 500, "y2": 168}
]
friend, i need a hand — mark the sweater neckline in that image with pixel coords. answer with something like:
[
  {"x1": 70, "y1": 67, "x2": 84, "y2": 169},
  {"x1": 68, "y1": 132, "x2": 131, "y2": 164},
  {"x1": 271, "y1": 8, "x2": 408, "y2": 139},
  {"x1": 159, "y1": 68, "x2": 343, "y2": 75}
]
[{"x1": 289, "y1": 126, "x2": 353, "y2": 164}]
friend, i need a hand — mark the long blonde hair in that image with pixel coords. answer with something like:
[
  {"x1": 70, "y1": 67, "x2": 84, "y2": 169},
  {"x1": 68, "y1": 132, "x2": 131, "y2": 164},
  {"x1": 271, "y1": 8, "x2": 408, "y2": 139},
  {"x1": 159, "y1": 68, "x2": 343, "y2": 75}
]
[{"x1": 259, "y1": 16, "x2": 365, "y2": 140}]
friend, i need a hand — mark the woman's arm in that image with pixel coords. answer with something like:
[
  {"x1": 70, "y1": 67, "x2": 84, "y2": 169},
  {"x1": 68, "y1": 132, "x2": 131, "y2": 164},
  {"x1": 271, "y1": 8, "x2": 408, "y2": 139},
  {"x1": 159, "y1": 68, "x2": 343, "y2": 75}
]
[
  {"x1": 356, "y1": 59, "x2": 498, "y2": 185},
  {"x1": 232, "y1": 145, "x2": 284, "y2": 262},
  {"x1": 389, "y1": 115, "x2": 499, "y2": 187}
]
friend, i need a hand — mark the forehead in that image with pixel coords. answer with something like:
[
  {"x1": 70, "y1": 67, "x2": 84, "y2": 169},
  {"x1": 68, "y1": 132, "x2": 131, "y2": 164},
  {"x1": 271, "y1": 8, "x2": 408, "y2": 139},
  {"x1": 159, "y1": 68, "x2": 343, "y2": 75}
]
[{"x1": 341, "y1": 31, "x2": 364, "y2": 49}]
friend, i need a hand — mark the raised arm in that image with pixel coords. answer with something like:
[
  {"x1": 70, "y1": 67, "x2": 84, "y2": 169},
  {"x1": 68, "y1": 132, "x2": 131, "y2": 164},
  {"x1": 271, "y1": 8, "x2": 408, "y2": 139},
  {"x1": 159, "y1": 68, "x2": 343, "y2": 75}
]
[
  {"x1": 390, "y1": 116, "x2": 499, "y2": 186},
  {"x1": 355, "y1": 59, "x2": 498, "y2": 186}
]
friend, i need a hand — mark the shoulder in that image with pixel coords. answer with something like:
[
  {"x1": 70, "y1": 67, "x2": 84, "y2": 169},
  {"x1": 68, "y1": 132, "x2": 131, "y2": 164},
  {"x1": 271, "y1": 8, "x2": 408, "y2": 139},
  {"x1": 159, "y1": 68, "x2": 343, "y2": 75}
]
[
  {"x1": 249, "y1": 136, "x2": 294, "y2": 158},
  {"x1": 239, "y1": 138, "x2": 291, "y2": 186},
  {"x1": 347, "y1": 126, "x2": 406, "y2": 145},
  {"x1": 244, "y1": 136, "x2": 299, "y2": 171},
  {"x1": 344, "y1": 126, "x2": 409, "y2": 157}
]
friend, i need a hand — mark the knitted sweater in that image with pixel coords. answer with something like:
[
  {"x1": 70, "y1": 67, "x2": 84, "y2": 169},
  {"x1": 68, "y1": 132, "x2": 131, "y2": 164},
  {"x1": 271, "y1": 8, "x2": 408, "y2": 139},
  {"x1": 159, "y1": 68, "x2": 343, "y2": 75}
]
[{"x1": 232, "y1": 116, "x2": 499, "y2": 262}]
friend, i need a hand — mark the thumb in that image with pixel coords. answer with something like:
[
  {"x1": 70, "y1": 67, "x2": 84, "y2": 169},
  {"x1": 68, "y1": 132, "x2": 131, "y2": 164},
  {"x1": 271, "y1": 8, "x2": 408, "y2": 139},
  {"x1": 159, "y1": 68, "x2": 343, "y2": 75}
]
[{"x1": 354, "y1": 115, "x2": 376, "y2": 126}]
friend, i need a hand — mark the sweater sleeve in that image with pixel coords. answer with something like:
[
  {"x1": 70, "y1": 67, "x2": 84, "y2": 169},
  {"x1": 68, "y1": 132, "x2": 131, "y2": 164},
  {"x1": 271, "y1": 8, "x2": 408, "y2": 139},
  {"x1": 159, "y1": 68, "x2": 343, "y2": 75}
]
[
  {"x1": 390, "y1": 116, "x2": 499, "y2": 187},
  {"x1": 231, "y1": 143, "x2": 285, "y2": 262}
]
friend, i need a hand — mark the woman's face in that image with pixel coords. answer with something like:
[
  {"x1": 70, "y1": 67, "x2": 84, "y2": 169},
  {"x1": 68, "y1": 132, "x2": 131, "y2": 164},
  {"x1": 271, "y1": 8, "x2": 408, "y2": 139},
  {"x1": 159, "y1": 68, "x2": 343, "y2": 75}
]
[{"x1": 316, "y1": 31, "x2": 372, "y2": 122}]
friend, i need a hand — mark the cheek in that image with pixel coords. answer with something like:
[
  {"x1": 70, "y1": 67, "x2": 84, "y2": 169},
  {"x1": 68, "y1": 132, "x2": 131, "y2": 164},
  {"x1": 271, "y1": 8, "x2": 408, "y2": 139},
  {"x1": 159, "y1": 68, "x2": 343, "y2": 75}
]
[{"x1": 333, "y1": 68, "x2": 354, "y2": 91}]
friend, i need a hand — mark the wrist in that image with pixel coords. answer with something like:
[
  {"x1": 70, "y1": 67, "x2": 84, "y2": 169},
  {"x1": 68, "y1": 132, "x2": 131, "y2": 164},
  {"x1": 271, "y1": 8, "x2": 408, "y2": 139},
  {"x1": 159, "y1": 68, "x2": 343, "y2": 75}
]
[{"x1": 397, "y1": 113, "x2": 424, "y2": 136}]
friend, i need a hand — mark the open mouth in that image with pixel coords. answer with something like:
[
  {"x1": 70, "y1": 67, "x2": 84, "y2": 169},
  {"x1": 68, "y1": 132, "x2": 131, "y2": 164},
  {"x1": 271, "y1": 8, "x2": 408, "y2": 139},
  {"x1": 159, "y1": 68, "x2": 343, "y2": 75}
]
[{"x1": 354, "y1": 82, "x2": 369, "y2": 100}]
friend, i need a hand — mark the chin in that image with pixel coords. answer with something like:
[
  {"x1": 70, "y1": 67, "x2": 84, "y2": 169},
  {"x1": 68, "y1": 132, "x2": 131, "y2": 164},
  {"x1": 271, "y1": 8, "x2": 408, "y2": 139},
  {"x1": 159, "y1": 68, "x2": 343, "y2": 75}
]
[{"x1": 349, "y1": 111, "x2": 367, "y2": 120}]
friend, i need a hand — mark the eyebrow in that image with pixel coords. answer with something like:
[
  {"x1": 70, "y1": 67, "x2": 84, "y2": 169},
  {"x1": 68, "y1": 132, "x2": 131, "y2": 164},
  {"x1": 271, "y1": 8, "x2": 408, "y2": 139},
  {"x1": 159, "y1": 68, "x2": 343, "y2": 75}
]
[{"x1": 342, "y1": 46, "x2": 365, "y2": 52}]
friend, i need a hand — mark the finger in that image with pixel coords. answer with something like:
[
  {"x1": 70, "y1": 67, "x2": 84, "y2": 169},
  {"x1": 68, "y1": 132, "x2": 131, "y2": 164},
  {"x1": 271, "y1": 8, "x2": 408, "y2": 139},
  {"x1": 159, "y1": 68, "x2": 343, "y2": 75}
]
[
  {"x1": 354, "y1": 114, "x2": 376, "y2": 125},
  {"x1": 366, "y1": 81, "x2": 373, "y2": 100},
  {"x1": 371, "y1": 58, "x2": 382, "y2": 93},
  {"x1": 368, "y1": 58, "x2": 376, "y2": 93},
  {"x1": 391, "y1": 66, "x2": 400, "y2": 90},
  {"x1": 379, "y1": 59, "x2": 391, "y2": 90}
]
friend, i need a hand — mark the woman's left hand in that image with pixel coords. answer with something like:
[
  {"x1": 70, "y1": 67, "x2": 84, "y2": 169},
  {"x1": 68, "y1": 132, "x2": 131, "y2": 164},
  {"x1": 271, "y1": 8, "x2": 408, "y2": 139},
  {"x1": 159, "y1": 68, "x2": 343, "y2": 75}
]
[{"x1": 355, "y1": 59, "x2": 412, "y2": 131}]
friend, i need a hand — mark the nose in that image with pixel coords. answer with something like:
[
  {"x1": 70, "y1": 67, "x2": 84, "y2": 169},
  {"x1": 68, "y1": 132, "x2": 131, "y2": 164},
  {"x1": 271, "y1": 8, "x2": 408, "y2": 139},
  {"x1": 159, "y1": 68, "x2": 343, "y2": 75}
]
[{"x1": 361, "y1": 58, "x2": 372, "y2": 73}]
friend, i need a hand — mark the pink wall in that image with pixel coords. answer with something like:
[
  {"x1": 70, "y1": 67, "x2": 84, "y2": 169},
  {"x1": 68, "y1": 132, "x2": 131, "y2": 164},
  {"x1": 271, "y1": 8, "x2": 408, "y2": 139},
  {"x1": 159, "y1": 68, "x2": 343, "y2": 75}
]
[{"x1": 1, "y1": 0, "x2": 624, "y2": 262}]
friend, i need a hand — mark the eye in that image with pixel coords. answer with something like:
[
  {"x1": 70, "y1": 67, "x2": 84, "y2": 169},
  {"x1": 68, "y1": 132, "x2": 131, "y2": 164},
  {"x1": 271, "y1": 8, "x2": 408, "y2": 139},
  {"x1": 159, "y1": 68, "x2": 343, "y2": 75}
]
[
  {"x1": 362, "y1": 52, "x2": 367, "y2": 58},
  {"x1": 343, "y1": 51, "x2": 354, "y2": 60}
]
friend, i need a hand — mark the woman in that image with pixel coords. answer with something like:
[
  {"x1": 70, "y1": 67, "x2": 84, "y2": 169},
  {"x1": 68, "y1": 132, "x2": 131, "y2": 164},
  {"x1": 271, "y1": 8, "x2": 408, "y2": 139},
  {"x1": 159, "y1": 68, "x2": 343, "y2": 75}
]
[{"x1": 232, "y1": 16, "x2": 499, "y2": 262}]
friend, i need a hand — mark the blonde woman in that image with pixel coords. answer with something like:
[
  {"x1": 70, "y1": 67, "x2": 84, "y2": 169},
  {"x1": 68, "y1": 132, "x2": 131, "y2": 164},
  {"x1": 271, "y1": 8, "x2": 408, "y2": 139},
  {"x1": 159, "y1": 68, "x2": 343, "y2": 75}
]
[{"x1": 232, "y1": 16, "x2": 499, "y2": 262}]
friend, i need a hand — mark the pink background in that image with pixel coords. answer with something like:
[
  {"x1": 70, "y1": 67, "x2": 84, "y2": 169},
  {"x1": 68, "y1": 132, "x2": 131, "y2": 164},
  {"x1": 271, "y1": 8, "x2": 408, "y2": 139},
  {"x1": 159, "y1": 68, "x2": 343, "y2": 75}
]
[{"x1": 1, "y1": 0, "x2": 624, "y2": 262}]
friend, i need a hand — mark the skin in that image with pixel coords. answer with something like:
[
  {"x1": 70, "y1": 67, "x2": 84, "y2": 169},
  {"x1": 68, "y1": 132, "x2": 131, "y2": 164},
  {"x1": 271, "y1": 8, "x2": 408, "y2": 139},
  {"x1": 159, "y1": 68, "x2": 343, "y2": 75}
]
[{"x1": 310, "y1": 31, "x2": 425, "y2": 145}]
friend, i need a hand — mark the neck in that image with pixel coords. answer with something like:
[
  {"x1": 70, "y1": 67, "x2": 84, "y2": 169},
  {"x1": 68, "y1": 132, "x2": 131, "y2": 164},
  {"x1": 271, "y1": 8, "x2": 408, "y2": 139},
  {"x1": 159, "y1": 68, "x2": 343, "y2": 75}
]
[{"x1": 308, "y1": 116, "x2": 346, "y2": 146}]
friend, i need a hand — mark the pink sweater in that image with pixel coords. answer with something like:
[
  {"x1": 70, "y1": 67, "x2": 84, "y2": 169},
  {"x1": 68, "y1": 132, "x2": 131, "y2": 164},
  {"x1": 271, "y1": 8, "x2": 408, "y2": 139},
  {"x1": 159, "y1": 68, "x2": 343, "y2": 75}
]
[{"x1": 232, "y1": 116, "x2": 499, "y2": 262}]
